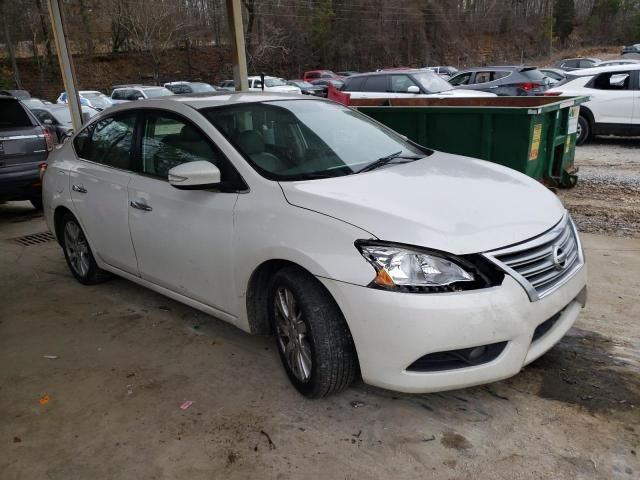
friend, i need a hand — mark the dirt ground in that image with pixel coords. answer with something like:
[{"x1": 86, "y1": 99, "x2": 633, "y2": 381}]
[{"x1": 1, "y1": 142, "x2": 639, "y2": 479}]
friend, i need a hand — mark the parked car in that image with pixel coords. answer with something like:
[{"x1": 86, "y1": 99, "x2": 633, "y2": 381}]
[
  {"x1": 28, "y1": 104, "x2": 99, "y2": 142},
  {"x1": 448, "y1": 66, "x2": 551, "y2": 96},
  {"x1": 310, "y1": 78, "x2": 344, "y2": 97},
  {"x1": 303, "y1": 70, "x2": 341, "y2": 82},
  {"x1": 0, "y1": 89, "x2": 31, "y2": 100},
  {"x1": 111, "y1": 86, "x2": 174, "y2": 103},
  {"x1": 163, "y1": 81, "x2": 217, "y2": 94},
  {"x1": 0, "y1": 96, "x2": 53, "y2": 209},
  {"x1": 57, "y1": 91, "x2": 113, "y2": 111},
  {"x1": 287, "y1": 80, "x2": 324, "y2": 96},
  {"x1": 552, "y1": 57, "x2": 601, "y2": 71},
  {"x1": 336, "y1": 71, "x2": 359, "y2": 77},
  {"x1": 425, "y1": 66, "x2": 459, "y2": 79},
  {"x1": 218, "y1": 80, "x2": 235, "y2": 91},
  {"x1": 247, "y1": 76, "x2": 301, "y2": 94},
  {"x1": 545, "y1": 64, "x2": 640, "y2": 145},
  {"x1": 595, "y1": 59, "x2": 640, "y2": 67},
  {"x1": 42, "y1": 92, "x2": 587, "y2": 397},
  {"x1": 340, "y1": 70, "x2": 496, "y2": 99},
  {"x1": 539, "y1": 68, "x2": 567, "y2": 84},
  {"x1": 621, "y1": 44, "x2": 640, "y2": 55}
]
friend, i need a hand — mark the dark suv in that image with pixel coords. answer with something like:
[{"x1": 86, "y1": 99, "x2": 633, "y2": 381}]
[
  {"x1": 0, "y1": 96, "x2": 52, "y2": 209},
  {"x1": 448, "y1": 66, "x2": 551, "y2": 96},
  {"x1": 553, "y1": 57, "x2": 601, "y2": 71}
]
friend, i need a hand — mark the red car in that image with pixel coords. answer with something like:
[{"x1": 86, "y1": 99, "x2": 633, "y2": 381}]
[{"x1": 303, "y1": 70, "x2": 341, "y2": 82}]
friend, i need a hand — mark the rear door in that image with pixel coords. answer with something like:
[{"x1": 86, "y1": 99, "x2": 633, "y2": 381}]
[
  {"x1": 0, "y1": 98, "x2": 48, "y2": 194},
  {"x1": 586, "y1": 70, "x2": 635, "y2": 129},
  {"x1": 69, "y1": 113, "x2": 140, "y2": 275}
]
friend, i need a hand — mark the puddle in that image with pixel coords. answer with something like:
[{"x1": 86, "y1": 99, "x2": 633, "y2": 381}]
[{"x1": 527, "y1": 328, "x2": 640, "y2": 412}]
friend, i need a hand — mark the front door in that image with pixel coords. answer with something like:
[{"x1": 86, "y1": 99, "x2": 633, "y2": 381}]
[
  {"x1": 587, "y1": 70, "x2": 635, "y2": 129},
  {"x1": 127, "y1": 111, "x2": 239, "y2": 316},
  {"x1": 69, "y1": 113, "x2": 139, "y2": 275}
]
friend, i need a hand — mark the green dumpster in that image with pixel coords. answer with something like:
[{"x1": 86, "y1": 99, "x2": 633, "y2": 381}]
[{"x1": 350, "y1": 96, "x2": 589, "y2": 188}]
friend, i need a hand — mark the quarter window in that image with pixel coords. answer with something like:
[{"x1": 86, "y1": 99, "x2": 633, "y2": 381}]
[
  {"x1": 85, "y1": 114, "x2": 136, "y2": 169},
  {"x1": 140, "y1": 113, "x2": 223, "y2": 179}
]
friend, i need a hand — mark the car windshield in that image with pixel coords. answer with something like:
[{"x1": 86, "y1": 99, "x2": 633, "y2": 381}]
[
  {"x1": 411, "y1": 71, "x2": 454, "y2": 93},
  {"x1": 202, "y1": 100, "x2": 427, "y2": 181},
  {"x1": 51, "y1": 108, "x2": 72, "y2": 124},
  {"x1": 144, "y1": 88, "x2": 174, "y2": 98},
  {"x1": 190, "y1": 83, "x2": 216, "y2": 93},
  {"x1": 265, "y1": 78, "x2": 287, "y2": 87}
]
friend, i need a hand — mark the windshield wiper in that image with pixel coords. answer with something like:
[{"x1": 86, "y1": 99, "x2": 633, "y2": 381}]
[{"x1": 358, "y1": 151, "x2": 424, "y2": 173}]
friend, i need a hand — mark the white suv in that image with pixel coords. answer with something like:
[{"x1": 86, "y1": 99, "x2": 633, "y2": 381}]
[
  {"x1": 110, "y1": 86, "x2": 174, "y2": 103},
  {"x1": 546, "y1": 64, "x2": 640, "y2": 144},
  {"x1": 41, "y1": 93, "x2": 586, "y2": 398}
]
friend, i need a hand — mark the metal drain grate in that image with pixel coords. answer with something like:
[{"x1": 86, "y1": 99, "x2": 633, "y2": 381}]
[{"x1": 14, "y1": 231, "x2": 55, "y2": 246}]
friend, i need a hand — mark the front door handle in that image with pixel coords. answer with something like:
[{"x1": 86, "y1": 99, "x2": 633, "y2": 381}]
[
  {"x1": 72, "y1": 184, "x2": 87, "y2": 193},
  {"x1": 130, "y1": 201, "x2": 152, "y2": 212}
]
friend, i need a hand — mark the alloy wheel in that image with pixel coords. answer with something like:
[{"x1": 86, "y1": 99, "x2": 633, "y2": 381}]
[
  {"x1": 274, "y1": 286, "x2": 312, "y2": 382},
  {"x1": 64, "y1": 221, "x2": 90, "y2": 278}
]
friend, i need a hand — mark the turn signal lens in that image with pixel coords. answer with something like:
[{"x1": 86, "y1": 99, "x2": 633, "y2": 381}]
[{"x1": 374, "y1": 268, "x2": 395, "y2": 287}]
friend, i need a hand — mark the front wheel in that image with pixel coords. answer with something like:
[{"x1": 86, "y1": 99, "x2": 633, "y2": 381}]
[
  {"x1": 60, "y1": 213, "x2": 111, "y2": 285},
  {"x1": 576, "y1": 115, "x2": 590, "y2": 146},
  {"x1": 269, "y1": 266, "x2": 358, "y2": 398}
]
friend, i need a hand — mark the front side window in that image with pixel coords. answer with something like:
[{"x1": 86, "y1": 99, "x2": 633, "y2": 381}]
[
  {"x1": 411, "y1": 72, "x2": 454, "y2": 93},
  {"x1": 448, "y1": 72, "x2": 472, "y2": 86},
  {"x1": 579, "y1": 59, "x2": 596, "y2": 68},
  {"x1": 85, "y1": 114, "x2": 136, "y2": 169},
  {"x1": 202, "y1": 100, "x2": 427, "y2": 181},
  {"x1": 474, "y1": 71, "x2": 492, "y2": 84},
  {"x1": 391, "y1": 75, "x2": 419, "y2": 92},
  {"x1": 265, "y1": 78, "x2": 287, "y2": 87},
  {"x1": 140, "y1": 113, "x2": 225, "y2": 179}
]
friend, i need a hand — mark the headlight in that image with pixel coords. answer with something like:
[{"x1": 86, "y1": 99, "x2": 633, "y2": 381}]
[{"x1": 355, "y1": 241, "x2": 501, "y2": 293}]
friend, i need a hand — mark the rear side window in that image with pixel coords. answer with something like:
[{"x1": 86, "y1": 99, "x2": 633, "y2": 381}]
[
  {"x1": 111, "y1": 90, "x2": 124, "y2": 100},
  {"x1": 521, "y1": 69, "x2": 546, "y2": 81},
  {"x1": 85, "y1": 115, "x2": 136, "y2": 170},
  {"x1": 0, "y1": 100, "x2": 33, "y2": 128},
  {"x1": 493, "y1": 71, "x2": 511, "y2": 81},
  {"x1": 363, "y1": 75, "x2": 389, "y2": 92},
  {"x1": 590, "y1": 71, "x2": 631, "y2": 90}
]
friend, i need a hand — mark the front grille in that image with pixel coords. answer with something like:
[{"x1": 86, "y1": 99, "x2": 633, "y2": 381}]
[{"x1": 484, "y1": 214, "x2": 584, "y2": 301}]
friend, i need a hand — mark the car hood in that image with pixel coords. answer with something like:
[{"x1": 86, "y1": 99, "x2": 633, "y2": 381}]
[{"x1": 279, "y1": 153, "x2": 564, "y2": 254}]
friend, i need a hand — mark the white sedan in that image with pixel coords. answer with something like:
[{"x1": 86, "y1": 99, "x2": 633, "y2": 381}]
[
  {"x1": 42, "y1": 92, "x2": 587, "y2": 397},
  {"x1": 248, "y1": 76, "x2": 301, "y2": 94}
]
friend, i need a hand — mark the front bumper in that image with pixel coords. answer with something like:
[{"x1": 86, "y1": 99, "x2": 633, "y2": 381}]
[{"x1": 319, "y1": 265, "x2": 587, "y2": 393}]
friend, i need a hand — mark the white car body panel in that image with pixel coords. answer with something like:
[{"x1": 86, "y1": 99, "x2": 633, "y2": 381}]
[
  {"x1": 247, "y1": 76, "x2": 301, "y2": 94},
  {"x1": 41, "y1": 93, "x2": 586, "y2": 394}
]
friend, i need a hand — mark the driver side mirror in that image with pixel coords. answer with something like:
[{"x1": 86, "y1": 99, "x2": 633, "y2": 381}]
[
  {"x1": 168, "y1": 161, "x2": 221, "y2": 190},
  {"x1": 407, "y1": 85, "x2": 420, "y2": 94},
  {"x1": 43, "y1": 118, "x2": 53, "y2": 125}
]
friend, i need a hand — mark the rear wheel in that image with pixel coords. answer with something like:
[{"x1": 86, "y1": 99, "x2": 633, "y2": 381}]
[
  {"x1": 269, "y1": 266, "x2": 358, "y2": 398},
  {"x1": 60, "y1": 213, "x2": 111, "y2": 285},
  {"x1": 576, "y1": 115, "x2": 590, "y2": 146}
]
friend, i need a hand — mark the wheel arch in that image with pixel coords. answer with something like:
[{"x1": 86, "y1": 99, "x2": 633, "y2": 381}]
[
  {"x1": 579, "y1": 105, "x2": 595, "y2": 131},
  {"x1": 53, "y1": 205, "x2": 75, "y2": 245}
]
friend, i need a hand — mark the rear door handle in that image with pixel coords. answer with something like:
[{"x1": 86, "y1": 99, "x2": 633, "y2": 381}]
[
  {"x1": 130, "y1": 201, "x2": 152, "y2": 212},
  {"x1": 72, "y1": 184, "x2": 87, "y2": 193}
]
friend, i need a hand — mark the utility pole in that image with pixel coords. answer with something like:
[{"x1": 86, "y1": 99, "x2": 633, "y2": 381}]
[
  {"x1": 225, "y1": 0, "x2": 249, "y2": 92},
  {"x1": 47, "y1": 0, "x2": 83, "y2": 132}
]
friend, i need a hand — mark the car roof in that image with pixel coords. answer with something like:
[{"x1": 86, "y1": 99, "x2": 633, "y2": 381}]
[
  {"x1": 565, "y1": 63, "x2": 640, "y2": 76},
  {"x1": 98, "y1": 92, "x2": 312, "y2": 113},
  {"x1": 347, "y1": 69, "x2": 423, "y2": 78}
]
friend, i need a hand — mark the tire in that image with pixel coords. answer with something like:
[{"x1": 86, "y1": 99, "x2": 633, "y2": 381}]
[
  {"x1": 59, "y1": 213, "x2": 111, "y2": 285},
  {"x1": 30, "y1": 195, "x2": 43, "y2": 211},
  {"x1": 576, "y1": 115, "x2": 590, "y2": 146},
  {"x1": 269, "y1": 266, "x2": 358, "y2": 398}
]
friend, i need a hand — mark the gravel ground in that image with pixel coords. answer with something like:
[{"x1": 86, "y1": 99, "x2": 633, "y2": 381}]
[{"x1": 559, "y1": 137, "x2": 640, "y2": 238}]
